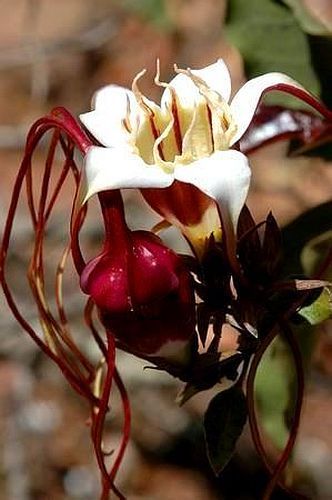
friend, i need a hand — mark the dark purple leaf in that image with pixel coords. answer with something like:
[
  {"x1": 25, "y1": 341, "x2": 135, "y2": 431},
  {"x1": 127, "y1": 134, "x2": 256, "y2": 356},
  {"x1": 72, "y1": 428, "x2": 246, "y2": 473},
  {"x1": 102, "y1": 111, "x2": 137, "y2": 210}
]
[
  {"x1": 204, "y1": 387, "x2": 247, "y2": 475},
  {"x1": 196, "y1": 303, "x2": 211, "y2": 347},
  {"x1": 240, "y1": 104, "x2": 332, "y2": 156}
]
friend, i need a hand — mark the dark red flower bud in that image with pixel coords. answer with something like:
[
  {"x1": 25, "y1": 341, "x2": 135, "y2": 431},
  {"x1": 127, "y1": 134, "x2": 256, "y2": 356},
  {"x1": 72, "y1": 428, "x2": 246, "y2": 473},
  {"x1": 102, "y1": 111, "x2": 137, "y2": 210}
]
[{"x1": 80, "y1": 190, "x2": 195, "y2": 365}]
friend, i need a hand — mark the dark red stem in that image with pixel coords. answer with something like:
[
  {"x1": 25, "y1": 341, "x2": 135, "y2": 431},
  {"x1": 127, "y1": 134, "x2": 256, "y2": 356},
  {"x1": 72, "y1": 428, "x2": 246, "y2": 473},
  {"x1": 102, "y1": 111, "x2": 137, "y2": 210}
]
[
  {"x1": 262, "y1": 321, "x2": 305, "y2": 500},
  {"x1": 91, "y1": 334, "x2": 125, "y2": 500},
  {"x1": 111, "y1": 369, "x2": 131, "y2": 484},
  {"x1": 247, "y1": 325, "x2": 307, "y2": 499},
  {"x1": 99, "y1": 190, "x2": 131, "y2": 253}
]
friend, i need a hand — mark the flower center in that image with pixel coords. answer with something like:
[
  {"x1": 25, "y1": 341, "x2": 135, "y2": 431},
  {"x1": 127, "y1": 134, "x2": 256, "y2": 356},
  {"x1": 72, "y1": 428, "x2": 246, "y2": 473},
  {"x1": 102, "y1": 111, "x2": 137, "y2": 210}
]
[{"x1": 128, "y1": 66, "x2": 238, "y2": 173}]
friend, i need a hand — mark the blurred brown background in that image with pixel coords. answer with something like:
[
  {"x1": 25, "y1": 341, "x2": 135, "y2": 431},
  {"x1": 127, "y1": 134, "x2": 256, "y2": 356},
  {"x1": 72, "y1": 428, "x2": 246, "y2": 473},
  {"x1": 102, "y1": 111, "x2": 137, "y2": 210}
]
[{"x1": 0, "y1": 1, "x2": 331, "y2": 498}]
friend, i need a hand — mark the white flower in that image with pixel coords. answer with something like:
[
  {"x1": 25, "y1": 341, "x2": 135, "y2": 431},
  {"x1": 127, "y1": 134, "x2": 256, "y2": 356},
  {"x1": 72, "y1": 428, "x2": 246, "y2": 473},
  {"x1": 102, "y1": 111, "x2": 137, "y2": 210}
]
[{"x1": 79, "y1": 60, "x2": 308, "y2": 253}]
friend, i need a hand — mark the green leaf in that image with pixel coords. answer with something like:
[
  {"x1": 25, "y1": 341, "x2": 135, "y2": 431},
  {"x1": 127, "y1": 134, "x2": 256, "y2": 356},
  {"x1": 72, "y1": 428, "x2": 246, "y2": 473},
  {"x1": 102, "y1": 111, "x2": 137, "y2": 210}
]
[
  {"x1": 281, "y1": 201, "x2": 332, "y2": 277},
  {"x1": 255, "y1": 338, "x2": 294, "y2": 450},
  {"x1": 204, "y1": 387, "x2": 247, "y2": 475},
  {"x1": 307, "y1": 36, "x2": 332, "y2": 109},
  {"x1": 298, "y1": 288, "x2": 332, "y2": 325},
  {"x1": 301, "y1": 230, "x2": 332, "y2": 279},
  {"x1": 225, "y1": 0, "x2": 320, "y2": 105},
  {"x1": 282, "y1": 0, "x2": 332, "y2": 36},
  {"x1": 279, "y1": 204, "x2": 332, "y2": 398}
]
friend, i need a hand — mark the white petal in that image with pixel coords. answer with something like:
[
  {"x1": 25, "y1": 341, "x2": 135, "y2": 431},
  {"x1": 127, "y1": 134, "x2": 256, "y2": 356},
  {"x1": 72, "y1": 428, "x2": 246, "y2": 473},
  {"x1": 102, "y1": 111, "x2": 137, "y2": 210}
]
[
  {"x1": 80, "y1": 85, "x2": 138, "y2": 148},
  {"x1": 79, "y1": 110, "x2": 130, "y2": 148},
  {"x1": 193, "y1": 59, "x2": 232, "y2": 102},
  {"x1": 161, "y1": 59, "x2": 232, "y2": 109},
  {"x1": 82, "y1": 146, "x2": 173, "y2": 202},
  {"x1": 174, "y1": 150, "x2": 251, "y2": 229},
  {"x1": 92, "y1": 84, "x2": 136, "y2": 111},
  {"x1": 230, "y1": 73, "x2": 306, "y2": 145}
]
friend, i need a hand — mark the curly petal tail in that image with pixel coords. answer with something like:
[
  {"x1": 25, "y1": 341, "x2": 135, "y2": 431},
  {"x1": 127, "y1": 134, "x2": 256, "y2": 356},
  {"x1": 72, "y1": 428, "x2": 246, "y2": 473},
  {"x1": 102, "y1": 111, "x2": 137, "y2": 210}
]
[
  {"x1": 0, "y1": 109, "x2": 130, "y2": 499},
  {"x1": 0, "y1": 111, "x2": 98, "y2": 401},
  {"x1": 85, "y1": 303, "x2": 130, "y2": 499}
]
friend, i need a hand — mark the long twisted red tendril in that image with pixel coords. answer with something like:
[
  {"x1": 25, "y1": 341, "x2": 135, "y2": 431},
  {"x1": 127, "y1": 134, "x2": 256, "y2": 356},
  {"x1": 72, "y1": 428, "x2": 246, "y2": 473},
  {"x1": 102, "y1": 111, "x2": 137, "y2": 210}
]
[{"x1": 0, "y1": 108, "x2": 130, "y2": 499}]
